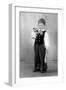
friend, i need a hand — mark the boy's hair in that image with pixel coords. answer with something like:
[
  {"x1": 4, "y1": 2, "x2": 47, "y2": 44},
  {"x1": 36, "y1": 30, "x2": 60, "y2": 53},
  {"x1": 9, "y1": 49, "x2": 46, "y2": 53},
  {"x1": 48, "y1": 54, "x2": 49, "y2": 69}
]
[{"x1": 38, "y1": 18, "x2": 46, "y2": 26}]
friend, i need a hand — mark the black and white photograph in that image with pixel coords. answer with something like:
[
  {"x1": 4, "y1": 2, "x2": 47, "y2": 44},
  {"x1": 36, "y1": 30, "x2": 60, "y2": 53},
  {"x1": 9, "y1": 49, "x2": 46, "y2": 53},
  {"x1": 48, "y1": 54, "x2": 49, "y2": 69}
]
[
  {"x1": 8, "y1": 4, "x2": 64, "y2": 86},
  {"x1": 0, "y1": 0, "x2": 66, "y2": 89},
  {"x1": 19, "y1": 12, "x2": 58, "y2": 78}
]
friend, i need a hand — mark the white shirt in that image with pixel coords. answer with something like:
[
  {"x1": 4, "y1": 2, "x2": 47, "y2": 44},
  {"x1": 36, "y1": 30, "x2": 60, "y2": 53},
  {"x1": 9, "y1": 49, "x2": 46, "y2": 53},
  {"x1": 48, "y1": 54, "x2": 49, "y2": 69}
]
[{"x1": 31, "y1": 29, "x2": 49, "y2": 49}]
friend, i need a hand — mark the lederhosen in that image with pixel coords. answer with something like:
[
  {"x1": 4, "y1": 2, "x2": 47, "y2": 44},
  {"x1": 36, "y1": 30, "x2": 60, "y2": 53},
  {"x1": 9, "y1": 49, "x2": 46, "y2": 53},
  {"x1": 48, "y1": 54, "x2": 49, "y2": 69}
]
[{"x1": 34, "y1": 31, "x2": 46, "y2": 71}]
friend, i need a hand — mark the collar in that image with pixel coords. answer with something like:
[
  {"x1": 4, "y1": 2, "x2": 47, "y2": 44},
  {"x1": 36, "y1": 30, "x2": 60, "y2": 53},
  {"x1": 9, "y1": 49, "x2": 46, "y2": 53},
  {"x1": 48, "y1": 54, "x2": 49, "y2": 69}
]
[{"x1": 39, "y1": 29, "x2": 45, "y2": 31}]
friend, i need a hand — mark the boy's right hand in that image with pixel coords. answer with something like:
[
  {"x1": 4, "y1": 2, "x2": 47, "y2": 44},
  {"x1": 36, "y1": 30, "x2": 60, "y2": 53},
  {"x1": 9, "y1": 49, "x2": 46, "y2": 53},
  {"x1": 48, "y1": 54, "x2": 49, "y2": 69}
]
[{"x1": 32, "y1": 31, "x2": 37, "y2": 39}]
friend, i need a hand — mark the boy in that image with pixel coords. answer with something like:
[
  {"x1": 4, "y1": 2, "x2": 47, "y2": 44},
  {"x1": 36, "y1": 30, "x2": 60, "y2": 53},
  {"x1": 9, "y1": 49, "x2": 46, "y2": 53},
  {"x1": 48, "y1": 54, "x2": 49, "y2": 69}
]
[{"x1": 32, "y1": 18, "x2": 49, "y2": 73}]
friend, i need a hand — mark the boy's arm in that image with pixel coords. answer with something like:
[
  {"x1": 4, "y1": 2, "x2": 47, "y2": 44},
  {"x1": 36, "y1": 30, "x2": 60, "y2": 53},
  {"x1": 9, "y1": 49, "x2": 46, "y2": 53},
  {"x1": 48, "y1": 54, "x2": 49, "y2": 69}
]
[
  {"x1": 44, "y1": 32, "x2": 49, "y2": 63},
  {"x1": 44, "y1": 32, "x2": 49, "y2": 50}
]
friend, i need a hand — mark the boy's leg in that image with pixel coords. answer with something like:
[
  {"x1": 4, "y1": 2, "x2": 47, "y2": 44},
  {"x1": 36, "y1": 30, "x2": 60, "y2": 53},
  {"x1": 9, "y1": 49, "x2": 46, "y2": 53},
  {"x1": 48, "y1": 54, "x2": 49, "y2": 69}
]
[
  {"x1": 37, "y1": 52, "x2": 40, "y2": 70},
  {"x1": 34, "y1": 54, "x2": 40, "y2": 71},
  {"x1": 39, "y1": 44, "x2": 46, "y2": 72},
  {"x1": 34, "y1": 44, "x2": 39, "y2": 71}
]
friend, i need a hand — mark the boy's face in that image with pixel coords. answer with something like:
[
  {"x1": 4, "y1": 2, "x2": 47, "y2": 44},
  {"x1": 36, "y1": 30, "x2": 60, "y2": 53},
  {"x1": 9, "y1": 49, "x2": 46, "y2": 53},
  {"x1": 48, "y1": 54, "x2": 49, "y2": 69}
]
[{"x1": 38, "y1": 23, "x2": 45, "y2": 30}]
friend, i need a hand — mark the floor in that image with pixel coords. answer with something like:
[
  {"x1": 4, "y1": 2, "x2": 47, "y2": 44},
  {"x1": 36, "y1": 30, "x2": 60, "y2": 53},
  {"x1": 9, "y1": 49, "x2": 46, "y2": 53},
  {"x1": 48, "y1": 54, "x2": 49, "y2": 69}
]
[{"x1": 20, "y1": 60, "x2": 58, "y2": 78}]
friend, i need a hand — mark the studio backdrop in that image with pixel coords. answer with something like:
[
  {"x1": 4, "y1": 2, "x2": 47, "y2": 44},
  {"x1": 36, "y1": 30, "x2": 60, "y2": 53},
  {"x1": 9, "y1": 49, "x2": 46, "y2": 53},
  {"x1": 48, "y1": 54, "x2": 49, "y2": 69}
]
[{"x1": 20, "y1": 12, "x2": 58, "y2": 64}]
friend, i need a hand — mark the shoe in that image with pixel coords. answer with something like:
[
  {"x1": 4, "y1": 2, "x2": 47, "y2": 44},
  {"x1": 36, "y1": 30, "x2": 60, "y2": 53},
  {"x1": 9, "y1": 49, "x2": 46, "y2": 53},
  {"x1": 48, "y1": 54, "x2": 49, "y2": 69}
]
[
  {"x1": 40, "y1": 70, "x2": 44, "y2": 73},
  {"x1": 37, "y1": 68, "x2": 40, "y2": 71},
  {"x1": 33, "y1": 69, "x2": 37, "y2": 72},
  {"x1": 43, "y1": 69, "x2": 47, "y2": 72},
  {"x1": 43, "y1": 63, "x2": 48, "y2": 72}
]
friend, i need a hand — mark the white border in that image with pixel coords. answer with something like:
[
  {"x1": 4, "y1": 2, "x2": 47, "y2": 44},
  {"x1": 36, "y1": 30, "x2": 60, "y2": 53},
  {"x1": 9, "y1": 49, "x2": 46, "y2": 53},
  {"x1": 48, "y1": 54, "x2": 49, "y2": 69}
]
[{"x1": 9, "y1": 4, "x2": 64, "y2": 86}]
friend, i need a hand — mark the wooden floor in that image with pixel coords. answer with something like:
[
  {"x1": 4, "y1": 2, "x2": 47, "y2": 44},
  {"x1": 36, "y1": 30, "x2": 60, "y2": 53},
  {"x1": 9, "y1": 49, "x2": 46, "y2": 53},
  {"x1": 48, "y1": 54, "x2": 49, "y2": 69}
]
[{"x1": 20, "y1": 60, "x2": 58, "y2": 78}]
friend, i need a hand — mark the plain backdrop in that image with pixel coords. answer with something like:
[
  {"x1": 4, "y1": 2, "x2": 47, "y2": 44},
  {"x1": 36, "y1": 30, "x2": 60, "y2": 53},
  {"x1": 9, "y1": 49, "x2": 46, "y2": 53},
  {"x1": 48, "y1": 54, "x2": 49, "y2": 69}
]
[
  {"x1": 20, "y1": 12, "x2": 58, "y2": 64},
  {"x1": 0, "y1": 0, "x2": 66, "y2": 89}
]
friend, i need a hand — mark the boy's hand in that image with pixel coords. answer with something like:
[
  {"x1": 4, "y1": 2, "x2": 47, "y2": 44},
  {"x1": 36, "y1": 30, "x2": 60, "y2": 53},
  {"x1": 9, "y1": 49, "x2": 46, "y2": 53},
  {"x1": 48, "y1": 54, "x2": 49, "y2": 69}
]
[{"x1": 32, "y1": 32, "x2": 37, "y2": 39}]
